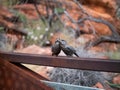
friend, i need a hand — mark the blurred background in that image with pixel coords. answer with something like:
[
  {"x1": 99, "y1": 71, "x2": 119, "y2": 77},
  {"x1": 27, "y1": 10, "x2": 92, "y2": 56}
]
[{"x1": 0, "y1": 0, "x2": 120, "y2": 89}]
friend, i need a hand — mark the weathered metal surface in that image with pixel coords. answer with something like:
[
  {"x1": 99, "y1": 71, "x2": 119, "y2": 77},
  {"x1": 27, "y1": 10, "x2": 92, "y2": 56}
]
[
  {"x1": 0, "y1": 52, "x2": 120, "y2": 73},
  {"x1": 0, "y1": 59, "x2": 53, "y2": 90},
  {"x1": 41, "y1": 80, "x2": 103, "y2": 90}
]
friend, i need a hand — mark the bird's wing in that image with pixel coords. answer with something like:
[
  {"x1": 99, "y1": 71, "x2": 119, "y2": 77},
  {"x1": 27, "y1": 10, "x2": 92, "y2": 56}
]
[
  {"x1": 66, "y1": 45, "x2": 76, "y2": 52},
  {"x1": 67, "y1": 46, "x2": 79, "y2": 57}
]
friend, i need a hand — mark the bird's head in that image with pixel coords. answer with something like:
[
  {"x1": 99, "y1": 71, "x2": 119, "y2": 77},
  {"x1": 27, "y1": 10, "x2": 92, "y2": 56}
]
[
  {"x1": 55, "y1": 38, "x2": 61, "y2": 44},
  {"x1": 58, "y1": 39, "x2": 67, "y2": 46}
]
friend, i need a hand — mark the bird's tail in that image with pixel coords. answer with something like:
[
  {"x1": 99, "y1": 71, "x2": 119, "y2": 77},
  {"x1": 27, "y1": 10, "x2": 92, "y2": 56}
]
[{"x1": 74, "y1": 52, "x2": 79, "y2": 57}]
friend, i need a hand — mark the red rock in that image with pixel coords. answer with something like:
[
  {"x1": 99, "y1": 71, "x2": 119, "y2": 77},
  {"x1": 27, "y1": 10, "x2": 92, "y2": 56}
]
[
  {"x1": 93, "y1": 82, "x2": 104, "y2": 89},
  {"x1": 113, "y1": 74, "x2": 120, "y2": 84},
  {"x1": 89, "y1": 46, "x2": 105, "y2": 53},
  {"x1": 15, "y1": 45, "x2": 52, "y2": 55}
]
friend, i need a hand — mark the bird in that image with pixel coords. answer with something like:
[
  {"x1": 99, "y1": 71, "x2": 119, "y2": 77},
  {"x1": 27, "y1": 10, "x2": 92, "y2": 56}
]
[
  {"x1": 51, "y1": 39, "x2": 61, "y2": 56},
  {"x1": 58, "y1": 39, "x2": 79, "y2": 57}
]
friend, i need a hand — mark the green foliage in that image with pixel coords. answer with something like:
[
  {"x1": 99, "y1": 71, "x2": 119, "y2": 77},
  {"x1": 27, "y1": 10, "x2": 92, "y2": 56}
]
[
  {"x1": 25, "y1": 20, "x2": 46, "y2": 45},
  {"x1": 24, "y1": 16, "x2": 64, "y2": 46},
  {"x1": 0, "y1": 0, "x2": 70, "y2": 47},
  {"x1": 107, "y1": 82, "x2": 120, "y2": 89},
  {"x1": 54, "y1": 7, "x2": 65, "y2": 14},
  {"x1": 116, "y1": 6, "x2": 120, "y2": 19},
  {"x1": 13, "y1": 10, "x2": 27, "y2": 27},
  {"x1": 0, "y1": 27, "x2": 4, "y2": 33},
  {"x1": 1, "y1": 0, "x2": 20, "y2": 7},
  {"x1": 106, "y1": 51, "x2": 120, "y2": 60}
]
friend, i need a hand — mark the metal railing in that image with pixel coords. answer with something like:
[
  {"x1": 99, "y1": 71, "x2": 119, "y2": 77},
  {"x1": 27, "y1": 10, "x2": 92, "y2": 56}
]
[
  {"x1": 0, "y1": 51, "x2": 120, "y2": 90},
  {"x1": 0, "y1": 52, "x2": 120, "y2": 73}
]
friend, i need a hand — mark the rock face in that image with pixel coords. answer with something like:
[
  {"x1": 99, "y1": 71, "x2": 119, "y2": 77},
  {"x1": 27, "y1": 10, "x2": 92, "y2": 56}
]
[
  {"x1": 1, "y1": 1, "x2": 119, "y2": 51},
  {"x1": 15, "y1": 44, "x2": 51, "y2": 55},
  {"x1": 11, "y1": 0, "x2": 119, "y2": 47},
  {"x1": 0, "y1": 6, "x2": 27, "y2": 35},
  {"x1": 113, "y1": 74, "x2": 120, "y2": 84}
]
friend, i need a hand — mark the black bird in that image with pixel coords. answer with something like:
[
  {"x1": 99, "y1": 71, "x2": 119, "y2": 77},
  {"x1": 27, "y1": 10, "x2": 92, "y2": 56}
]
[
  {"x1": 58, "y1": 39, "x2": 79, "y2": 57},
  {"x1": 51, "y1": 39, "x2": 61, "y2": 56}
]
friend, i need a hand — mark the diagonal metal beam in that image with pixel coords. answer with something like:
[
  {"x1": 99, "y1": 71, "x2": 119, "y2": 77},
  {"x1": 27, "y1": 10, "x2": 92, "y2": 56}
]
[
  {"x1": 0, "y1": 55, "x2": 53, "y2": 90},
  {"x1": 0, "y1": 52, "x2": 120, "y2": 73}
]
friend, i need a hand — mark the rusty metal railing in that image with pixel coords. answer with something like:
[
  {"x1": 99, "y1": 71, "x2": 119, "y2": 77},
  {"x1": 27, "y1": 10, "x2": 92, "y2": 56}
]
[
  {"x1": 0, "y1": 55, "x2": 53, "y2": 90},
  {"x1": 0, "y1": 51, "x2": 120, "y2": 90},
  {"x1": 0, "y1": 52, "x2": 120, "y2": 73}
]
